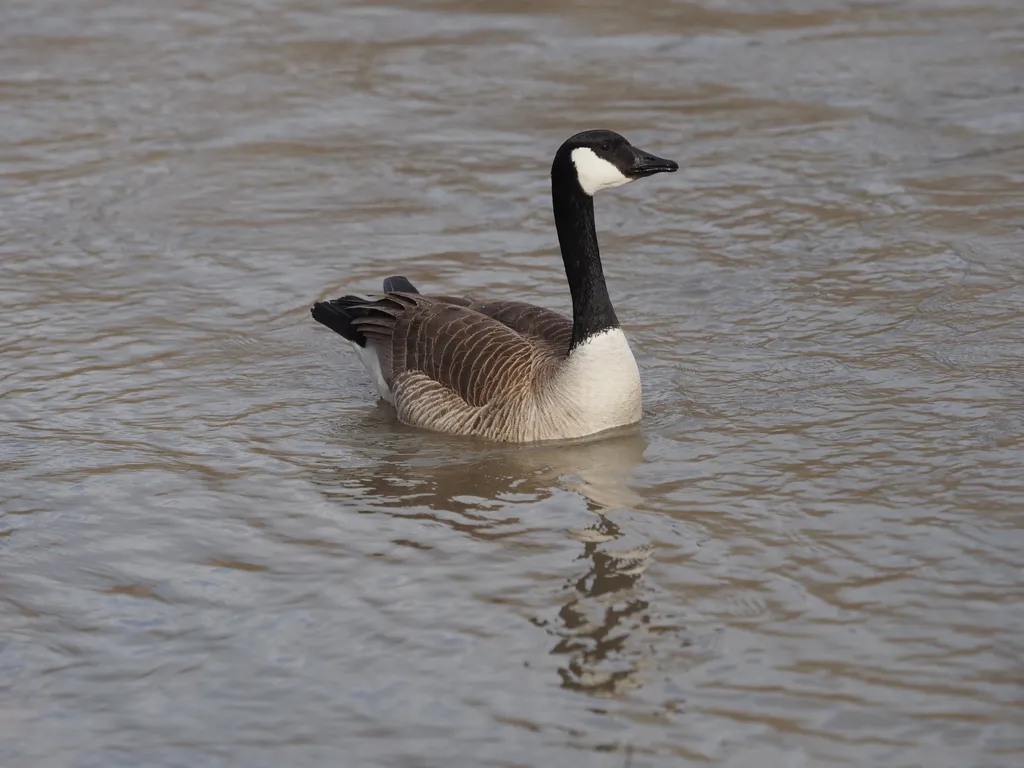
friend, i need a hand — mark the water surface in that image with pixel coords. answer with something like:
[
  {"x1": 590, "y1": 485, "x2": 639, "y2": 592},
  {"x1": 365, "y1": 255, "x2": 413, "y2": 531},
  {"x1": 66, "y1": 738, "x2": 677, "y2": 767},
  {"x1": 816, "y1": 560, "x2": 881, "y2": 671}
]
[{"x1": 2, "y1": 0, "x2": 1023, "y2": 766}]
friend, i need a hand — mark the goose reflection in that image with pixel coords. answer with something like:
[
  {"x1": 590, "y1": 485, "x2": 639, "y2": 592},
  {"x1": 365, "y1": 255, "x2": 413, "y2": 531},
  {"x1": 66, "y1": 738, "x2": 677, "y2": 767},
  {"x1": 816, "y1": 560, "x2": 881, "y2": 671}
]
[
  {"x1": 315, "y1": 405, "x2": 647, "y2": 520},
  {"x1": 311, "y1": 418, "x2": 658, "y2": 695}
]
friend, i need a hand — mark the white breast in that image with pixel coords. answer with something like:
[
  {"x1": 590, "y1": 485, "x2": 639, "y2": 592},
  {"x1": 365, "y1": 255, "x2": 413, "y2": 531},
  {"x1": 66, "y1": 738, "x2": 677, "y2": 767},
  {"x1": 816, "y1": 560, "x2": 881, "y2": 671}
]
[{"x1": 542, "y1": 328, "x2": 642, "y2": 437}]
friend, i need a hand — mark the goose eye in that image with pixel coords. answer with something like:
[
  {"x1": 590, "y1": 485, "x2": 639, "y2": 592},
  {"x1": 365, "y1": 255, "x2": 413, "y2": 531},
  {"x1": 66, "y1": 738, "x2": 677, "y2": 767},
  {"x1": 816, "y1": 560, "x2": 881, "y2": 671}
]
[{"x1": 600, "y1": 142, "x2": 611, "y2": 151}]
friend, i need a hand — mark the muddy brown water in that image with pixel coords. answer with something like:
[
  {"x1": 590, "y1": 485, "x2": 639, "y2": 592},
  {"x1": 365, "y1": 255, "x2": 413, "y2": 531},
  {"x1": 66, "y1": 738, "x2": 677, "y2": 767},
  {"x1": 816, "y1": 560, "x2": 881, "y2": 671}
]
[{"x1": 2, "y1": 1, "x2": 1023, "y2": 766}]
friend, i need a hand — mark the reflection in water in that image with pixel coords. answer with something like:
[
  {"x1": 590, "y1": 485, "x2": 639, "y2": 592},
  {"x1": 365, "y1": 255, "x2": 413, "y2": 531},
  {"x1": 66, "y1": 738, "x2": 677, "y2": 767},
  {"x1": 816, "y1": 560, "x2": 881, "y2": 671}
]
[
  {"x1": 313, "y1": 421, "x2": 647, "y2": 520},
  {"x1": 555, "y1": 512, "x2": 652, "y2": 695},
  {"x1": 312, "y1": 430, "x2": 653, "y2": 694}
]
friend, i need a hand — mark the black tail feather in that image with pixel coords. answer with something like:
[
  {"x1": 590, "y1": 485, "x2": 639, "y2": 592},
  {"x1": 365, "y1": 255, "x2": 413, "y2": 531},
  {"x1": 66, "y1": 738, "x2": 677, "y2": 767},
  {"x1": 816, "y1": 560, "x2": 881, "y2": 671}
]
[
  {"x1": 310, "y1": 295, "x2": 369, "y2": 346},
  {"x1": 313, "y1": 278, "x2": 417, "y2": 345},
  {"x1": 383, "y1": 275, "x2": 419, "y2": 294}
]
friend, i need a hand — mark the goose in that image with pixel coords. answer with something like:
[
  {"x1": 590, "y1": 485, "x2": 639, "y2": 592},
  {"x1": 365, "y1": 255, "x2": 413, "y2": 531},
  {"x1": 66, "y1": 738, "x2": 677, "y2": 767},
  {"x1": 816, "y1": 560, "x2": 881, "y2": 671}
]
[{"x1": 310, "y1": 129, "x2": 677, "y2": 442}]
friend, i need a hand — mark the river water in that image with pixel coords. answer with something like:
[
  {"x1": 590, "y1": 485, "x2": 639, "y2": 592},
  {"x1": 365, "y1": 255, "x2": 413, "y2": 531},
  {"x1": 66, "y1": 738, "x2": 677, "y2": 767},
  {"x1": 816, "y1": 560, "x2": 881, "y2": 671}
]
[{"x1": 2, "y1": 1, "x2": 1023, "y2": 766}]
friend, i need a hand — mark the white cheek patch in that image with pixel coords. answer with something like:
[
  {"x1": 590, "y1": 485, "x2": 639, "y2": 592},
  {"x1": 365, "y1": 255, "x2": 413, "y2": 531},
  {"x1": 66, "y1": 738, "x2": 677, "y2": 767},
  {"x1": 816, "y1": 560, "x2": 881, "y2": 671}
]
[{"x1": 571, "y1": 147, "x2": 631, "y2": 196}]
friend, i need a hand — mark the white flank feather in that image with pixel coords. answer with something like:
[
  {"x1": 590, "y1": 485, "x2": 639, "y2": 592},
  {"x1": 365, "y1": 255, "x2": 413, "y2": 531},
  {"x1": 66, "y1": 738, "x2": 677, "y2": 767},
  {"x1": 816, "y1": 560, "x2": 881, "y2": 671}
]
[{"x1": 352, "y1": 341, "x2": 392, "y2": 403}]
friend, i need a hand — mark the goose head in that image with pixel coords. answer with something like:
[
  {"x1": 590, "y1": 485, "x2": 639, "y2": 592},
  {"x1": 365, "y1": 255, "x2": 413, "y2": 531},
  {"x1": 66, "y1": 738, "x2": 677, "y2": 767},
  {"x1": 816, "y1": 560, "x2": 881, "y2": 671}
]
[{"x1": 554, "y1": 129, "x2": 679, "y2": 197}]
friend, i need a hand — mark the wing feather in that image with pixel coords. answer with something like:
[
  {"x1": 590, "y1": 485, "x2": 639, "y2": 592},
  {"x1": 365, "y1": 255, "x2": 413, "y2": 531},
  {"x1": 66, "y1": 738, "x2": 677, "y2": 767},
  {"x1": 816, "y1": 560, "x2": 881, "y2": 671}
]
[
  {"x1": 463, "y1": 300, "x2": 572, "y2": 352},
  {"x1": 350, "y1": 295, "x2": 555, "y2": 409}
]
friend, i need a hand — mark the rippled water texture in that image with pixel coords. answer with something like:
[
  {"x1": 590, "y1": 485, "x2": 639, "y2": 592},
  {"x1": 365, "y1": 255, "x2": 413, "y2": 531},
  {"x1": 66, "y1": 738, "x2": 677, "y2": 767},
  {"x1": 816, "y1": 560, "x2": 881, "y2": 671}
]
[{"x1": 3, "y1": 1, "x2": 1023, "y2": 766}]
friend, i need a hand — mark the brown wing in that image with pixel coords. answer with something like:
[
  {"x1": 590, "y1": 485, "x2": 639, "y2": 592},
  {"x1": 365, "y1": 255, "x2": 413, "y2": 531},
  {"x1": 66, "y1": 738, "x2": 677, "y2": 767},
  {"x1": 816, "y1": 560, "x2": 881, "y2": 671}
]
[
  {"x1": 364, "y1": 292, "x2": 573, "y2": 359},
  {"x1": 352, "y1": 293, "x2": 556, "y2": 408},
  {"x1": 386, "y1": 291, "x2": 572, "y2": 350},
  {"x1": 458, "y1": 300, "x2": 573, "y2": 354}
]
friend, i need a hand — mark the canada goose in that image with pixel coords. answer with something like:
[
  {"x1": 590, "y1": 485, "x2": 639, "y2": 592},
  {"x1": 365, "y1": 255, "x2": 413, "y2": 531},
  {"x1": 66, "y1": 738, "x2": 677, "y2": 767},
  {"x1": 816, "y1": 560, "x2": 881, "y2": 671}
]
[{"x1": 311, "y1": 129, "x2": 677, "y2": 442}]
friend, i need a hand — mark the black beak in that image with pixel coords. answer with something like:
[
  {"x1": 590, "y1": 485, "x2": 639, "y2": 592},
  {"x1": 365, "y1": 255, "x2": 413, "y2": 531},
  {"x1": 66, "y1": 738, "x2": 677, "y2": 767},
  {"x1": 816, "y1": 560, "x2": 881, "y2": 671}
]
[{"x1": 627, "y1": 146, "x2": 679, "y2": 178}]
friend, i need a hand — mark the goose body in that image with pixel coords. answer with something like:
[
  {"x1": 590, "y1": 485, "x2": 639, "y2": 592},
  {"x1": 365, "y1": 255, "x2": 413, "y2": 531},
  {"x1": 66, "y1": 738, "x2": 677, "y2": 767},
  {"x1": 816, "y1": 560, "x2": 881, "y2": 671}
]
[{"x1": 311, "y1": 130, "x2": 677, "y2": 442}]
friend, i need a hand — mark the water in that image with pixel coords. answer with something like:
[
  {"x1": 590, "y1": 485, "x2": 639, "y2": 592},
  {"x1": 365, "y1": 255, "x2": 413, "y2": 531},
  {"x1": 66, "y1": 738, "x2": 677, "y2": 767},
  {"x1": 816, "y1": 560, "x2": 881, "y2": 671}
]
[{"x1": 2, "y1": 0, "x2": 1023, "y2": 765}]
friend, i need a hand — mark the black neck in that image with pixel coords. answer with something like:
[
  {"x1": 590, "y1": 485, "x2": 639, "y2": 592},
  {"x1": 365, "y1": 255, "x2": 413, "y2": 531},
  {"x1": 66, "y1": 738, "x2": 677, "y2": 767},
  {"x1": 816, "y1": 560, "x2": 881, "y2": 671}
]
[{"x1": 551, "y1": 160, "x2": 619, "y2": 350}]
